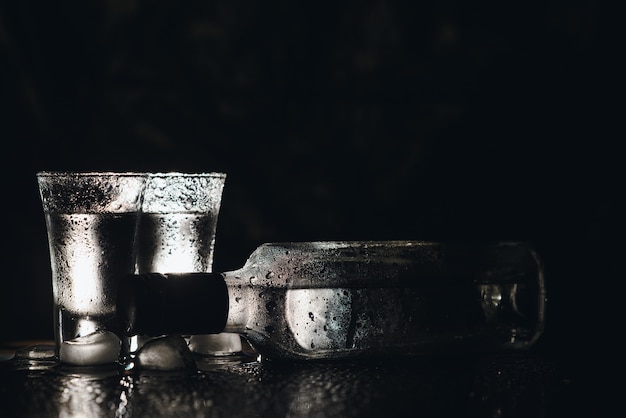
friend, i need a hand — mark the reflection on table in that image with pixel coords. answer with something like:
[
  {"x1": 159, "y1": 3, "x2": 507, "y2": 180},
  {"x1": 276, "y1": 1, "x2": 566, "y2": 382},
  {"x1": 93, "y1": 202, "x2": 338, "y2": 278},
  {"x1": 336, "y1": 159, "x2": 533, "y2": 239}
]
[{"x1": 1, "y1": 347, "x2": 556, "y2": 418}]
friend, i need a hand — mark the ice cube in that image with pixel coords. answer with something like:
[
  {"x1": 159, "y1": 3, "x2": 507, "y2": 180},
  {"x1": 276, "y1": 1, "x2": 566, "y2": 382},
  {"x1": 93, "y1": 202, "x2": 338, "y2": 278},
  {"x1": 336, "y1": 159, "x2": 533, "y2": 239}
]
[
  {"x1": 10, "y1": 344, "x2": 58, "y2": 371},
  {"x1": 135, "y1": 335, "x2": 195, "y2": 371},
  {"x1": 15, "y1": 344, "x2": 56, "y2": 360},
  {"x1": 59, "y1": 330, "x2": 121, "y2": 366},
  {"x1": 188, "y1": 334, "x2": 243, "y2": 355}
]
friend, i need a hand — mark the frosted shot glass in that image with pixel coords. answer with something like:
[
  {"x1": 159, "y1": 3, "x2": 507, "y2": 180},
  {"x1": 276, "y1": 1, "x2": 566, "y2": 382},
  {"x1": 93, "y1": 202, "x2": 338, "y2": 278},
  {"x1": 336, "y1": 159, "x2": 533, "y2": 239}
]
[
  {"x1": 37, "y1": 172, "x2": 146, "y2": 366},
  {"x1": 133, "y1": 172, "x2": 243, "y2": 363}
]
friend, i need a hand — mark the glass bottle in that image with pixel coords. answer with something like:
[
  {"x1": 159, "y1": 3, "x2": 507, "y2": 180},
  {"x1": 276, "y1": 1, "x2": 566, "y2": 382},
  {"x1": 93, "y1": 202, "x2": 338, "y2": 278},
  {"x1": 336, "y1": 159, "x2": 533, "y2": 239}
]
[{"x1": 118, "y1": 241, "x2": 546, "y2": 361}]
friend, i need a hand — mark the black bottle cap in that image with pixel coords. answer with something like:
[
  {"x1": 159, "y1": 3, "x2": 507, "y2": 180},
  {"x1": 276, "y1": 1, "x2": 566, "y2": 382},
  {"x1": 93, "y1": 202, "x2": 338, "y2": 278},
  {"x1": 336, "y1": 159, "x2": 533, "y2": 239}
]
[{"x1": 117, "y1": 272, "x2": 229, "y2": 337}]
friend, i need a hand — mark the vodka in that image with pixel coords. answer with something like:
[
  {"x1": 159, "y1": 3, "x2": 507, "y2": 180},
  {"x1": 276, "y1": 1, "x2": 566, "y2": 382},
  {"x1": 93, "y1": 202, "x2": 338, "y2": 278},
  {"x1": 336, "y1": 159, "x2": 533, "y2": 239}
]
[
  {"x1": 119, "y1": 241, "x2": 546, "y2": 361},
  {"x1": 46, "y1": 213, "x2": 139, "y2": 364},
  {"x1": 135, "y1": 212, "x2": 219, "y2": 273}
]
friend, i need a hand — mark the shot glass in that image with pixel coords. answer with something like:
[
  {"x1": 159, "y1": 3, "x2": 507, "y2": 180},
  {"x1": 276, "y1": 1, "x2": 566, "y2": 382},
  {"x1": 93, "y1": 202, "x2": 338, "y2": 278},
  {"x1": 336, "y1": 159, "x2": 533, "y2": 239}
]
[
  {"x1": 37, "y1": 172, "x2": 146, "y2": 366},
  {"x1": 132, "y1": 172, "x2": 243, "y2": 366}
]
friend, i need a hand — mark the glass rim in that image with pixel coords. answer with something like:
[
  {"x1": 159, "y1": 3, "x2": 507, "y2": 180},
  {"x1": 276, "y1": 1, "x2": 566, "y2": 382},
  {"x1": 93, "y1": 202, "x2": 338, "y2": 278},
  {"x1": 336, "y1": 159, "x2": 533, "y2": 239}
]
[
  {"x1": 146, "y1": 172, "x2": 226, "y2": 178},
  {"x1": 37, "y1": 172, "x2": 226, "y2": 178},
  {"x1": 36, "y1": 171, "x2": 147, "y2": 178}
]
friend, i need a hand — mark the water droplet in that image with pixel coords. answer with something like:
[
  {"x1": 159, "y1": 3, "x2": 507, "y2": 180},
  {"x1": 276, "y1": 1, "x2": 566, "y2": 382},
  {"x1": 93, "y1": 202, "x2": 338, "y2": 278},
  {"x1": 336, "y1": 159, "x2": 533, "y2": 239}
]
[
  {"x1": 265, "y1": 301, "x2": 277, "y2": 312},
  {"x1": 308, "y1": 312, "x2": 315, "y2": 321},
  {"x1": 266, "y1": 271, "x2": 275, "y2": 279}
]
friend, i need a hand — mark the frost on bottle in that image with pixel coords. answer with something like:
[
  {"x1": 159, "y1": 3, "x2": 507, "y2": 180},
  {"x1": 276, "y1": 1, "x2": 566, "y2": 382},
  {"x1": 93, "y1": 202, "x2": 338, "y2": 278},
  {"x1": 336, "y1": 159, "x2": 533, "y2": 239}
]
[{"x1": 118, "y1": 241, "x2": 546, "y2": 361}]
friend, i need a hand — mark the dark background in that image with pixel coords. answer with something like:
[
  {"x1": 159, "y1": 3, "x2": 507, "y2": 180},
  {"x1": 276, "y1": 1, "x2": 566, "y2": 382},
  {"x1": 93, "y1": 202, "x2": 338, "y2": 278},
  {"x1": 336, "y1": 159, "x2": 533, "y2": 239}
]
[{"x1": 0, "y1": 0, "x2": 620, "y2": 379}]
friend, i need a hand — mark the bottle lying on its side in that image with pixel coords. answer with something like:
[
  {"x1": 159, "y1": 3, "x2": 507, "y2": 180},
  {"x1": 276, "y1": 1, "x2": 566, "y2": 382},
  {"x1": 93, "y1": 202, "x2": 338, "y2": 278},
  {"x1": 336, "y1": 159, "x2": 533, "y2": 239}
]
[{"x1": 118, "y1": 241, "x2": 546, "y2": 361}]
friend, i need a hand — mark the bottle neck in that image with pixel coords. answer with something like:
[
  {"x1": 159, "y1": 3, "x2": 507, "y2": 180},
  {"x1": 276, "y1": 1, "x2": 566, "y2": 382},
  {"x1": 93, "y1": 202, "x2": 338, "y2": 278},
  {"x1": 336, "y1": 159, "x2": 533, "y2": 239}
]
[
  {"x1": 222, "y1": 271, "x2": 250, "y2": 334},
  {"x1": 118, "y1": 272, "x2": 229, "y2": 337}
]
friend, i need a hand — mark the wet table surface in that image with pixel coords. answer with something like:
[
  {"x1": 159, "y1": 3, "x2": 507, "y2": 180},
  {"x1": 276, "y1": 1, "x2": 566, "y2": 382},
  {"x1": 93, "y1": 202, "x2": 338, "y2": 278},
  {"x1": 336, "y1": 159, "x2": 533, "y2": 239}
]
[{"x1": 0, "y1": 341, "x2": 577, "y2": 418}]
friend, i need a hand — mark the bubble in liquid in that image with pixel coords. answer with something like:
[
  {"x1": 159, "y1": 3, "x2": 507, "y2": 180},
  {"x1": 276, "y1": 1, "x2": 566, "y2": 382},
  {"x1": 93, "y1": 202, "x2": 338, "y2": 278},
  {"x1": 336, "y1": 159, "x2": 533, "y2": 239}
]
[{"x1": 286, "y1": 288, "x2": 352, "y2": 351}]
